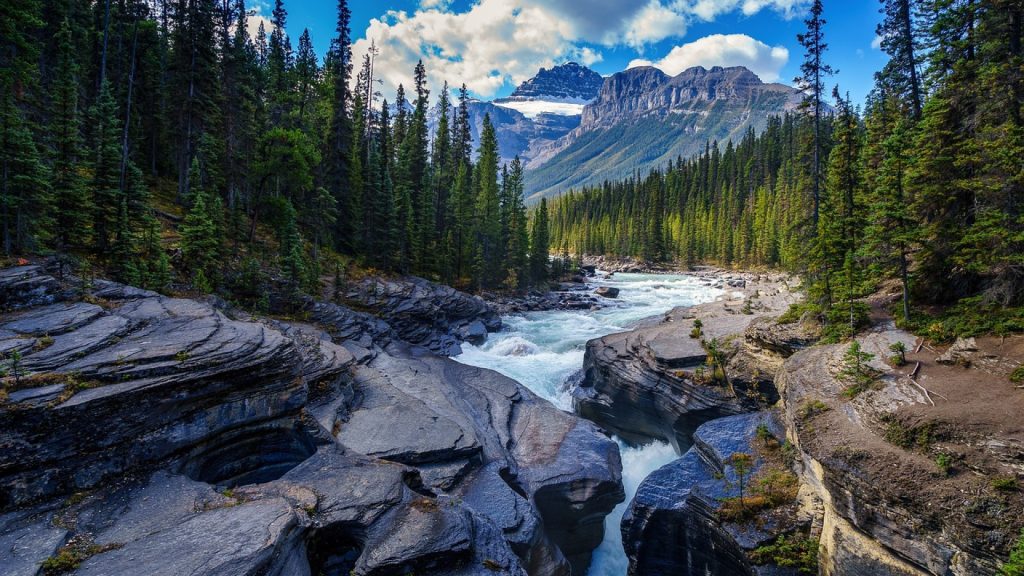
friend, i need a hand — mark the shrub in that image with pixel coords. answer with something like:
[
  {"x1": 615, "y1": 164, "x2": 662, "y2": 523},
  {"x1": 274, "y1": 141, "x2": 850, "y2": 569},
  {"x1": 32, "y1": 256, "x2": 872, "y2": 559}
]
[
  {"x1": 992, "y1": 477, "x2": 1018, "y2": 492},
  {"x1": 798, "y1": 399, "x2": 829, "y2": 420},
  {"x1": 839, "y1": 341, "x2": 877, "y2": 398},
  {"x1": 755, "y1": 469, "x2": 799, "y2": 506},
  {"x1": 882, "y1": 416, "x2": 934, "y2": 450},
  {"x1": 1011, "y1": 367, "x2": 1024, "y2": 384},
  {"x1": 690, "y1": 319, "x2": 703, "y2": 339},
  {"x1": 755, "y1": 423, "x2": 774, "y2": 445},
  {"x1": 1003, "y1": 529, "x2": 1024, "y2": 576},
  {"x1": 935, "y1": 453, "x2": 953, "y2": 476},
  {"x1": 34, "y1": 334, "x2": 55, "y2": 351},
  {"x1": 41, "y1": 543, "x2": 122, "y2": 575},
  {"x1": 889, "y1": 341, "x2": 907, "y2": 367},
  {"x1": 778, "y1": 302, "x2": 818, "y2": 325},
  {"x1": 750, "y1": 535, "x2": 819, "y2": 574}
]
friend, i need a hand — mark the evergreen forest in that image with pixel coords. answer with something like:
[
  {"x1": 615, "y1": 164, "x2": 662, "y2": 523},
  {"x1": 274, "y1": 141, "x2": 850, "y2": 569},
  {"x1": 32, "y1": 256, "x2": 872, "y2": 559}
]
[{"x1": 548, "y1": 0, "x2": 1024, "y2": 339}]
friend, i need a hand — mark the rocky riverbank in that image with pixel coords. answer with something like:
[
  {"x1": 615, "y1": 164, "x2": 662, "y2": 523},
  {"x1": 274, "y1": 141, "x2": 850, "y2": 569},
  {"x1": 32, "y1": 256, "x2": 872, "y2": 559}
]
[
  {"x1": 0, "y1": 264, "x2": 624, "y2": 576},
  {"x1": 570, "y1": 269, "x2": 1023, "y2": 575},
  {"x1": 572, "y1": 270, "x2": 802, "y2": 451}
]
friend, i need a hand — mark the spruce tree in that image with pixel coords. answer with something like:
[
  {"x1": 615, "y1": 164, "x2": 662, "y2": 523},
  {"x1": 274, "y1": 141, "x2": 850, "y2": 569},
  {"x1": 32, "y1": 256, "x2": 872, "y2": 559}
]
[
  {"x1": 51, "y1": 18, "x2": 91, "y2": 250},
  {"x1": 473, "y1": 114, "x2": 502, "y2": 289},
  {"x1": 326, "y1": 0, "x2": 353, "y2": 253},
  {"x1": 530, "y1": 198, "x2": 551, "y2": 285},
  {"x1": 89, "y1": 80, "x2": 122, "y2": 254},
  {"x1": 876, "y1": 0, "x2": 923, "y2": 119},
  {"x1": 795, "y1": 0, "x2": 835, "y2": 229},
  {"x1": 180, "y1": 160, "x2": 220, "y2": 288}
]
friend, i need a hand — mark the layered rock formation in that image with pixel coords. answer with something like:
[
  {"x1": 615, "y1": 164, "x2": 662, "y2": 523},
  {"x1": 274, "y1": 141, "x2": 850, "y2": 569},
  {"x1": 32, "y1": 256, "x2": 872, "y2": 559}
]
[
  {"x1": 777, "y1": 318, "x2": 1024, "y2": 575},
  {"x1": 622, "y1": 412, "x2": 804, "y2": 576},
  {"x1": 525, "y1": 66, "x2": 802, "y2": 200},
  {"x1": 339, "y1": 275, "x2": 502, "y2": 355},
  {"x1": 0, "y1": 265, "x2": 624, "y2": 575},
  {"x1": 498, "y1": 62, "x2": 604, "y2": 103},
  {"x1": 573, "y1": 273, "x2": 800, "y2": 451}
]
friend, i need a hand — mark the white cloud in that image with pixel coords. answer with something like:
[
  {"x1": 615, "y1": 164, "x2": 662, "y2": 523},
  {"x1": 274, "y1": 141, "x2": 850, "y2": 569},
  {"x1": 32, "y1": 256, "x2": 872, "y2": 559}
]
[
  {"x1": 353, "y1": 0, "x2": 805, "y2": 100},
  {"x1": 628, "y1": 33, "x2": 789, "y2": 82},
  {"x1": 354, "y1": 1, "x2": 577, "y2": 99},
  {"x1": 573, "y1": 46, "x2": 605, "y2": 66},
  {"x1": 871, "y1": 34, "x2": 883, "y2": 50},
  {"x1": 679, "y1": 0, "x2": 808, "y2": 21},
  {"x1": 244, "y1": 1, "x2": 274, "y2": 40},
  {"x1": 621, "y1": 1, "x2": 688, "y2": 48}
]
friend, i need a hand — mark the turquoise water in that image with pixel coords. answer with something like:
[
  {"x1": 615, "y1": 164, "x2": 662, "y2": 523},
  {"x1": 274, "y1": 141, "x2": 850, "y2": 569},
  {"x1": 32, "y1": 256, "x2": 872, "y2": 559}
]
[{"x1": 455, "y1": 272, "x2": 722, "y2": 575}]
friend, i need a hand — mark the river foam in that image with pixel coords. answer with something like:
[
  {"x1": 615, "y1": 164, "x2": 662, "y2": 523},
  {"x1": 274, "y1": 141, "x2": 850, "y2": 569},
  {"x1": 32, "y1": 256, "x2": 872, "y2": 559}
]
[{"x1": 454, "y1": 272, "x2": 722, "y2": 575}]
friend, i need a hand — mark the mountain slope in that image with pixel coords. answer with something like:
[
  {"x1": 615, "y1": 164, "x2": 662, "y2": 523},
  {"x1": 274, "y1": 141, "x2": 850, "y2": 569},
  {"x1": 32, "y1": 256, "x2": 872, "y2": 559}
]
[
  {"x1": 431, "y1": 63, "x2": 601, "y2": 166},
  {"x1": 524, "y1": 65, "x2": 801, "y2": 201}
]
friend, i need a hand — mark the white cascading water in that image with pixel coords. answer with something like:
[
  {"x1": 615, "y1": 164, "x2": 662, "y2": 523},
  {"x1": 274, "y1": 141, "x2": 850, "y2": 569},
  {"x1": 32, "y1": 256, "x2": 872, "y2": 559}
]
[{"x1": 455, "y1": 273, "x2": 722, "y2": 575}]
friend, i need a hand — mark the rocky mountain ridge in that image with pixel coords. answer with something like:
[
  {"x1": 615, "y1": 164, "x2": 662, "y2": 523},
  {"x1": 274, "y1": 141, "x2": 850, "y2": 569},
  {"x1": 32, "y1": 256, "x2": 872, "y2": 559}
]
[
  {"x1": 524, "y1": 66, "x2": 802, "y2": 200},
  {"x1": 497, "y1": 62, "x2": 604, "y2": 103}
]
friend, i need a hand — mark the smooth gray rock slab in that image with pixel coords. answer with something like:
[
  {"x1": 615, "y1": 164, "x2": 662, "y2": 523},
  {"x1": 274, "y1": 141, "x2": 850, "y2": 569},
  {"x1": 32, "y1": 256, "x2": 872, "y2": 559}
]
[
  {"x1": 0, "y1": 511, "x2": 67, "y2": 576},
  {"x1": 77, "y1": 498, "x2": 300, "y2": 576},
  {"x1": 0, "y1": 266, "x2": 61, "y2": 310}
]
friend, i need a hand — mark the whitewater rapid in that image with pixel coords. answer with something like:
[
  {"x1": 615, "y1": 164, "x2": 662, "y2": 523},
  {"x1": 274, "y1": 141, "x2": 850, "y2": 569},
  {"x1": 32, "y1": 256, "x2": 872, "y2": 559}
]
[{"x1": 454, "y1": 272, "x2": 723, "y2": 575}]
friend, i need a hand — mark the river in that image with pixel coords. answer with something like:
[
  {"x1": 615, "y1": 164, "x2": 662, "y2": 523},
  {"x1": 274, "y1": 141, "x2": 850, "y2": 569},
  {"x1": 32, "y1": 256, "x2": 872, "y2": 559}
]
[{"x1": 455, "y1": 272, "x2": 723, "y2": 575}]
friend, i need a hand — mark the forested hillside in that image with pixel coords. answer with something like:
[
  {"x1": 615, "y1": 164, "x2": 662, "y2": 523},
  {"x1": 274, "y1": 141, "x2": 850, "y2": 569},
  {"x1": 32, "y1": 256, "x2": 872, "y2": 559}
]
[
  {"x1": 549, "y1": 0, "x2": 1024, "y2": 338},
  {"x1": 0, "y1": 0, "x2": 551, "y2": 300}
]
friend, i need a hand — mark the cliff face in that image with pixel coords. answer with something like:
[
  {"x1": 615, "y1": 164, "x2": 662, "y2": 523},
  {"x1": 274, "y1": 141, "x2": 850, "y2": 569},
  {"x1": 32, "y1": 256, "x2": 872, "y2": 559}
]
[
  {"x1": 525, "y1": 66, "x2": 802, "y2": 200},
  {"x1": 579, "y1": 66, "x2": 795, "y2": 129},
  {"x1": 777, "y1": 319, "x2": 1024, "y2": 575},
  {"x1": 622, "y1": 412, "x2": 803, "y2": 576},
  {"x1": 0, "y1": 265, "x2": 624, "y2": 576}
]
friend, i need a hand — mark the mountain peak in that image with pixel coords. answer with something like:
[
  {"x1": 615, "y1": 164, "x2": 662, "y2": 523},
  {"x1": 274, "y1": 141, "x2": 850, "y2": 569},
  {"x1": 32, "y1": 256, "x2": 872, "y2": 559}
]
[{"x1": 504, "y1": 62, "x2": 604, "y2": 103}]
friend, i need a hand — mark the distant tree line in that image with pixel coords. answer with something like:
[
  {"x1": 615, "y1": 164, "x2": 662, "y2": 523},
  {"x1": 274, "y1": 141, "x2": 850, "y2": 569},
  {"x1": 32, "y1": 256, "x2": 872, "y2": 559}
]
[
  {"x1": 0, "y1": 0, "x2": 552, "y2": 300},
  {"x1": 548, "y1": 0, "x2": 1023, "y2": 337}
]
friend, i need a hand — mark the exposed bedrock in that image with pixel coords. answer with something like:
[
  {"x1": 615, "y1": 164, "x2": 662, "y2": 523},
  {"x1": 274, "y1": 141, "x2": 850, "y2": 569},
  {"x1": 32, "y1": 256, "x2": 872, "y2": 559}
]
[
  {"x1": 777, "y1": 319, "x2": 1022, "y2": 575},
  {"x1": 339, "y1": 276, "x2": 502, "y2": 355},
  {"x1": 621, "y1": 412, "x2": 801, "y2": 576},
  {"x1": 0, "y1": 265, "x2": 623, "y2": 576},
  {"x1": 572, "y1": 275, "x2": 801, "y2": 451}
]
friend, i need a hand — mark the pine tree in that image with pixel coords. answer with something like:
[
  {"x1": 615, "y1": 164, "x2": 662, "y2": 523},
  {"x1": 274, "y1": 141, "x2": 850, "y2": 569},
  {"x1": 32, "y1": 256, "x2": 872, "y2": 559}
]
[
  {"x1": 876, "y1": 0, "x2": 924, "y2": 119},
  {"x1": 503, "y1": 157, "x2": 529, "y2": 288},
  {"x1": 530, "y1": 198, "x2": 550, "y2": 285},
  {"x1": 180, "y1": 160, "x2": 220, "y2": 288},
  {"x1": 293, "y1": 29, "x2": 318, "y2": 126},
  {"x1": 51, "y1": 18, "x2": 91, "y2": 250},
  {"x1": 278, "y1": 198, "x2": 307, "y2": 290},
  {"x1": 89, "y1": 80, "x2": 122, "y2": 254},
  {"x1": 326, "y1": 0, "x2": 354, "y2": 254},
  {"x1": 473, "y1": 114, "x2": 502, "y2": 289},
  {"x1": 0, "y1": 0, "x2": 50, "y2": 255},
  {"x1": 0, "y1": 104, "x2": 51, "y2": 255},
  {"x1": 795, "y1": 0, "x2": 835, "y2": 229}
]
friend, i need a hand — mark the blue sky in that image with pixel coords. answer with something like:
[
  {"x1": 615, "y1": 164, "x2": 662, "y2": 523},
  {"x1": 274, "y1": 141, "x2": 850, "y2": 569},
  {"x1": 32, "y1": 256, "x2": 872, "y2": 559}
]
[{"x1": 254, "y1": 0, "x2": 887, "y2": 106}]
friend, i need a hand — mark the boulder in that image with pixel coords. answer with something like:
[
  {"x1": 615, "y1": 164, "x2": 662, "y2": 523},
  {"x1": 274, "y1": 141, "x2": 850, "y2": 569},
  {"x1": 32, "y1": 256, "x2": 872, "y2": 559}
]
[
  {"x1": 342, "y1": 276, "x2": 501, "y2": 355},
  {"x1": 0, "y1": 265, "x2": 62, "y2": 310},
  {"x1": 936, "y1": 336, "x2": 978, "y2": 365},
  {"x1": 622, "y1": 412, "x2": 800, "y2": 576},
  {"x1": 595, "y1": 286, "x2": 620, "y2": 298}
]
